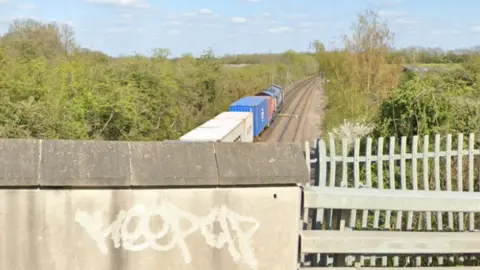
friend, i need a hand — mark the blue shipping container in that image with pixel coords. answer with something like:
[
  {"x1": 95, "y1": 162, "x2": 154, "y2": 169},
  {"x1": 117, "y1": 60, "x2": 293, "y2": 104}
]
[{"x1": 229, "y1": 96, "x2": 269, "y2": 137}]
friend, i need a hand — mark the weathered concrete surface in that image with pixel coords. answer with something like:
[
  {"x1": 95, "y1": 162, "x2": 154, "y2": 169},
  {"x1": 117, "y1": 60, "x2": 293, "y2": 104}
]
[
  {"x1": 0, "y1": 187, "x2": 301, "y2": 270},
  {"x1": 0, "y1": 139, "x2": 309, "y2": 186},
  {"x1": 129, "y1": 141, "x2": 218, "y2": 186},
  {"x1": 0, "y1": 139, "x2": 40, "y2": 186},
  {"x1": 40, "y1": 140, "x2": 131, "y2": 186},
  {"x1": 214, "y1": 142, "x2": 309, "y2": 185}
]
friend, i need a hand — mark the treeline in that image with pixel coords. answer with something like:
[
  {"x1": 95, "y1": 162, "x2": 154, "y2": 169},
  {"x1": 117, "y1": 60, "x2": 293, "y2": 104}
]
[
  {"x1": 0, "y1": 18, "x2": 317, "y2": 141},
  {"x1": 218, "y1": 52, "x2": 316, "y2": 65},
  {"x1": 220, "y1": 46, "x2": 479, "y2": 66}
]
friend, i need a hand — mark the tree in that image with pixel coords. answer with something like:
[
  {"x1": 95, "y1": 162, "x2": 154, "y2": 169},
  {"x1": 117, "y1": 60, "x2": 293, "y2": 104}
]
[{"x1": 317, "y1": 8, "x2": 403, "y2": 132}]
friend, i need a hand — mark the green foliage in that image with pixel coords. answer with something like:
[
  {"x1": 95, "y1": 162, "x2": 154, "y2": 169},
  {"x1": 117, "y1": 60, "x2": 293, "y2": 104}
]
[
  {"x1": 316, "y1": 9, "x2": 402, "y2": 132},
  {"x1": 317, "y1": 8, "x2": 480, "y2": 139},
  {"x1": 373, "y1": 68, "x2": 480, "y2": 138},
  {"x1": 0, "y1": 19, "x2": 316, "y2": 141}
]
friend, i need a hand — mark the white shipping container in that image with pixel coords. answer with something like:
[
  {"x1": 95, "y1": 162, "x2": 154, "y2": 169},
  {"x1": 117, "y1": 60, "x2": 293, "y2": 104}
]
[
  {"x1": 179, "y1": 118, "x2": 245, "y2": 142},
  {"x1": 214, "y1": 112, "x2": 254, "y2": 142}
]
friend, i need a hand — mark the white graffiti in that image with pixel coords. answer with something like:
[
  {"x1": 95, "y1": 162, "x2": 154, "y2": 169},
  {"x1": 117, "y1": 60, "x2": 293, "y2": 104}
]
[{"x1": 75, "y1": 200, "x2": 260, "y2": 270}]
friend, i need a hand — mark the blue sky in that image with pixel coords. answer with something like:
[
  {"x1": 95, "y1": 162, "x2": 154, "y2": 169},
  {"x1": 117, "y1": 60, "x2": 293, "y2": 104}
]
[{"x1": 1, "y1": 0, "x2": 480, "y2": 57}]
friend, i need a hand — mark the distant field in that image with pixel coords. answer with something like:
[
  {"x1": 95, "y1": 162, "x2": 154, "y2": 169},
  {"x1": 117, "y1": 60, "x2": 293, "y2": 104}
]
[
  {"x1": 222, "y1": 64, "x2": 256, "y2": 68},
  {"x1": 406, "y1": 63, "x2": 462, "y2": 70}
]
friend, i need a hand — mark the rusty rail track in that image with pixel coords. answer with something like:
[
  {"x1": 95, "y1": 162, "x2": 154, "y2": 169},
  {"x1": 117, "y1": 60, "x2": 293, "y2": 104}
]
[{"x1": 276, "y1": 78, "x2": 317, "y2": 142}]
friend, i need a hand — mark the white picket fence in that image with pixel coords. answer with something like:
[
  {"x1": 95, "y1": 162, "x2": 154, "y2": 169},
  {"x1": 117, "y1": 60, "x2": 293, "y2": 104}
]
[{"x1": 301, "y1": 133, "x2": 480, "y2": 269}]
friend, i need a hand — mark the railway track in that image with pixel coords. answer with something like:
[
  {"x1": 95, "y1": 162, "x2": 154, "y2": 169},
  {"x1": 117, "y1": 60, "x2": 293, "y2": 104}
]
[
  {"x1": 260, "y1": 77, "x2": 319, "y2": 142},
  {"x1": 277, "y1": 78, "x2": 317, "y2": 142}
]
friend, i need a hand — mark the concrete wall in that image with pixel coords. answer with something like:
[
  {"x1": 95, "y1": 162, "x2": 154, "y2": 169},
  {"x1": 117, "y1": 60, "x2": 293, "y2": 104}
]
[
  {"x1": 0, "y1": 187, "x2": 301, "y2": 270},
  {"x1": 0, "y1": 139, "x2": 309, "y2": 186},
  {"x1": 0, "y1": 139, "x2": 309, "y2": 269}
]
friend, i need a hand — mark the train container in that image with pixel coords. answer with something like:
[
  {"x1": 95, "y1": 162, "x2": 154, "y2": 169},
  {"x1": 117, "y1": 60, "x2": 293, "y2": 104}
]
[
  {"x1": 264, "y1": 89, "x2": 280, "y2": 113},
  {"x1": 179, "y1": 118, "x2": 244, "y2": 142},
  {"x1": 254, "y1": 92, "x2": 275, "y2": 122},
  {"x1": 214, "y1": 111, "x2": 254, "y2": 142},
  {"x1": 229, "y1": 96, "x2": 269, "y2": 137},
  {"x1": 271, "y1": 84, "x2": 282, "y2": 90},
  {"x1": 265, "y1": 85, "x2": 284, "y2": 111}
]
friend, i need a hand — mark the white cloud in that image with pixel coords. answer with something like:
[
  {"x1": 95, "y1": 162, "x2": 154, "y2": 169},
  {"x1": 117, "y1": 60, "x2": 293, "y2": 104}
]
[
  {"x1": 107, "y1": 26, "x2": 131, "y2": 33},
  {"x1": 133, "y1": 3, "x2": 150, "y2": 8},
  {"x1": 431, "y1": 30, "x2": 444, "y2": 36},
  {"x1": 268, "y1": 26, "x2": 293, "y2": 33},
  {"x1": 49, "y1": 19, "x2": 73, "y2": 26},
  {"x1": 161, "y1": 20, "x2": 182, "y2": 26},
  {"x1": 296, "y1": 21, "x2": 330, "y2": 28},
  {"x1": 395, "y1": 17, "x2": 418, "y2": 25},
  {"x1": 168, "y1": 29, "x2": 181, "y2": 35},
  {"x1": 378, "y1": 9, "x2": 406, "y2": 18},
  {"x1": 472, "y1": 25, "x2": 480, "y2": 32},
  {"x1": 285, "y1": 14, "x2": 308, "y2": 19},
  {"x1": 231, "y1": 17, "x2": 247, "y2": 24},
  {"x1": 11, "y1": 15, "x2": 40, "y2": 21},
  {"x1": 385, "y1": 0, "x2": 404, "y2": 4},
  {"x1": 168, "y1": 9, "x2": 218, "y2": 20},
  {"x1": 17, "y1": 3, "x2": 35, "y2": 9},
  {"x1": 297, "y1": 22, "x2": 313, "y2": 27},
  {"x1": 0, "y1": 0, "x2": 8, "y2": 3},
  {"x1": 198, "y1": 8, "x2": 213, "y2": 15},
  {"x1": 85, "y1": 0, "x2": 142, "y2": 5}
]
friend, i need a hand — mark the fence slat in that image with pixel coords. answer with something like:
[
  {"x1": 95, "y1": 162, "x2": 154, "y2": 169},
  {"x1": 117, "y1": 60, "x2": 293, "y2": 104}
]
[
  {"x1": 445, "y1": 134, "x2": 454, "y2": 264},
  {"x1": 385, "y1": 137, "x2": 395, "y2": 231},
  {"x1": 374, "y1": 137, "x2": 384, "y2": 267},
  {"x1": 301, "y1": 230, "x2": 480, "y2": 254},
  {"x1": 446, "y1": 134, "x2": 453, "y2": 228},
  {"x1": 329, "y1": 135, "x2": 336, "y2": 188},
  {"x1": 317, "y1": 139, "x2": 327, "y2": 231},
  {"x1": 364, "y1": 138, "x2": 374, "y2": 267},
  {"x1": 468, "y1": 133, "x2": 475, "y2": 231},
  {"x1": 458, "y1": 133, "x2": 465, "y2": 229},
  {"x1": 304, "y1": 187, "x2": 480, "y2": 212},
  {"x1": 325, "y1": 135, "x2": 336, "y2": 231},
  {"x1": 410, "y1": 135, "x2": 421, "y2": 266},
  {"x1": 341, "y1": 139, "x2": 348, "y2": 187},
  {"x1": 434, "y1": 134, "x2": 444, "y2": 265},
  {"x1": 351, "y1": 138, "x2": 360, "y2": 227},
  {"x1": 336, "y1": 138, "x2": 351, "y2": 267},
  {"x1": 457, "y1": 133, "x2": 465, "y2": 263},
  {"x1": 352, "y1": 138, "x2": 361, "y2": 266},
  {"x1": 393, "y1": 136, "x2": 407, "y2": 266},
  {"x1": 422, "y1": 135, "x2": 433, "y2": 234},
  {"x1": 318, "y1": 139, "x2": 327, "y2": 187}
]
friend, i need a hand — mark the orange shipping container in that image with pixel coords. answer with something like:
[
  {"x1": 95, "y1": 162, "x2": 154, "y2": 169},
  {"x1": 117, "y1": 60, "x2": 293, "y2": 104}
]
[
  {"x1": 255, "y1": 92, "x2": 274, "y2": 122},
  {"x1": 265, "y1": 96, "x2": 274, "y2": 122}
]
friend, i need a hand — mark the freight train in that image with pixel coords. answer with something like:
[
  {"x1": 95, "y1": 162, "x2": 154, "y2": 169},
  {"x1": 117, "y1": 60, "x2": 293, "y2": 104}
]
[{"x1": 179, "y1": 84, "x2": 285, "y2": 142}]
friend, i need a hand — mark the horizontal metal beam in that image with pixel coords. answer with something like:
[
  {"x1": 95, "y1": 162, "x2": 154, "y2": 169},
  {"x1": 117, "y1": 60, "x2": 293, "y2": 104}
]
[
  {"x1": 303, "y1": 186, "x2": 480, "y2": 212},
  {"x1": 301, "y1": 230, "x2": 480, "y2": 254}
]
